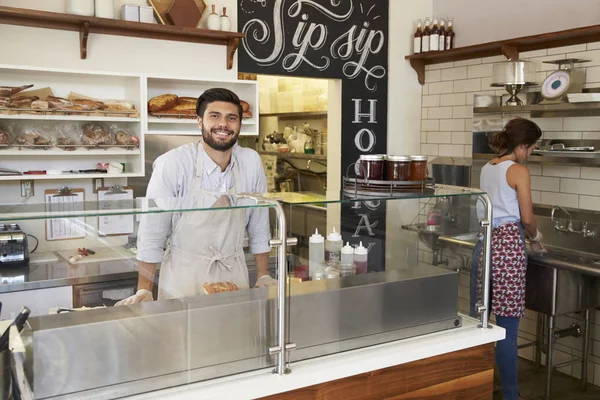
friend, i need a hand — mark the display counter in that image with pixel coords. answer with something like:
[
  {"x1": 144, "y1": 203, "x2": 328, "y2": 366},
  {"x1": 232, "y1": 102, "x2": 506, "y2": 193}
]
[{"x1": 1, "y1": 186, "x2": 499, "y2": 399}]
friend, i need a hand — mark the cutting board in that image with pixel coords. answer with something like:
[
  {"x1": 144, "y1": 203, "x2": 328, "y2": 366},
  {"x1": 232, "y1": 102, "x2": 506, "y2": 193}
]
[
  {"x1": 58, "y1": 247, "x2": 136, "y2": 265},
  {"x1": 149, "y1": 0, "x2": 206, "y2": 25}
]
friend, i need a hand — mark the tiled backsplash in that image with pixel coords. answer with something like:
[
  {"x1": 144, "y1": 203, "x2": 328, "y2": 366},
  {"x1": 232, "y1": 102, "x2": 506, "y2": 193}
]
[{"x1": 421, "y1": 43, "x2": 600, "y2": 212}]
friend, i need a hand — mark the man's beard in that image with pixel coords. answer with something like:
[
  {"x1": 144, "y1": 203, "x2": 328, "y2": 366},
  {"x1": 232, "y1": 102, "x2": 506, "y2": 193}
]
[{"x1": 202, "y1": 125, "x2": 239, "y2": 151}]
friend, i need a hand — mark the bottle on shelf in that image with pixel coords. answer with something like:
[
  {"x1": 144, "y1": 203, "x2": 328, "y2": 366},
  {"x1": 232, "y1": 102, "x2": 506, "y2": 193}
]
[
  {"x1": 354, "y1": 242, "x2": 368, "y2": 274},
  {"x1": 341, "y1": 242, "x2": 354, "y2": 265},
  {"x1": 430, "y1": 15, "x2": 439, "y2": 52},
  {"x1": 446, "y1": 17, "x2": 455, "y2": 50},
  {"x1": 309, "y1": 229, "x2": 325, "y2": 279},
  {"x1": 413, "y1": 18, "x2": 423, "y2": 54},
  {"x1": 325, "y1": 226, "x2": 343, "y2": 264},
  {"x1": 422, "y1": 17, "x2": 431, "y2": 53},
  {"x1": 438, "y1": 17, "x2": 446, "y2": 51}
]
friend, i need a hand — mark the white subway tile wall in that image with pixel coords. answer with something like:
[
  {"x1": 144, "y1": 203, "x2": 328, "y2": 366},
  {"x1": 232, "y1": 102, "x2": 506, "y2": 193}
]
[{"x1": 420, "y1": 44, "x2": 600, "y2": 386}]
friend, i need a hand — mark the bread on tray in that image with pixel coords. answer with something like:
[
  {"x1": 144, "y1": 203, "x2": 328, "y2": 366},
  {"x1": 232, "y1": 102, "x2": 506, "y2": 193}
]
[
  {"x1": 201, "y1": 282, "x2": 239, "y2": 295},
  {"x1": 148, "y1": 94, "x2": 179, "y2": 112}
]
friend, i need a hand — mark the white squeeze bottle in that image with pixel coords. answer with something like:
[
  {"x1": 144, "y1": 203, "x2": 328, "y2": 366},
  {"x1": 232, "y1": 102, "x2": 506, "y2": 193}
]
[
  {"x1": 341, "y1": 242, "x2": 354, "y2": 265},
  {"x1": 325, "y1": 226, "x2": 343, "y2": 263},
  {"x1": 309, "y1": 229, "x2": 325, "y2": 279},
  {"x1": 354, "y1": 241, "x2": 368, "y2": 274}
]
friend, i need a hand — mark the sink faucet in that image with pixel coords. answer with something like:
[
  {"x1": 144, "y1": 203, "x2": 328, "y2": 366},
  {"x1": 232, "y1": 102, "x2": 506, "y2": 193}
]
[
  {"x1": 551, "y1": 206, "x2": 596, "y2": 239},
  {"x1": 551, "y1": 206, "x2": 572, "y2": 233}
]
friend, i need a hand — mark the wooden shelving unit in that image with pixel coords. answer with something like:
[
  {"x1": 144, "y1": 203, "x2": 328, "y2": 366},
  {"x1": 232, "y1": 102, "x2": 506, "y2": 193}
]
[
  {"x1": 260, "y1": 111, "x2": 328, "y2": 119},
  {"x1": 406, "y1": 24, "x2": 600, "y2": 84},
  {"x1": 0, "y1": 6, "x2": 244, "y2": 68},
  {"x1": 258, "y1": 151, "x2": 327, "y2": 162}
]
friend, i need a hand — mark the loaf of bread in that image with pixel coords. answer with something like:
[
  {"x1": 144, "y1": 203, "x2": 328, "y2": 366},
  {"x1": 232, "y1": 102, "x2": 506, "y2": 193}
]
[
  {"x1": 148, "y1": 94, "x2": 179, "y2": 112},
  {"x1": 47, "y1": 96, "x2": 74, "y2": 109},
  {"x1": 0, "y1": 84, "x2": 34, "y2": 97},
  {"x1": 202, "y1": 282, "x2": 239, "y2": 295},
  {"x1": 31, "y1": 100, "x2": 49, "y2": 110},
  {"x1": 102, "y1": 100, "x2": 136, "y2": 111},
  {"x1": 72, "y1": 98, "x2": 104, "y2": 111},
  {"x1": 57, "y1": 137, "x2": 78, "y2": 150},
  {"x1": 115, "y1": 130, "x2": 139, "y2": 146},
  {"x1": 240, "y1": 100, "x2": 250, "y2": 112},
  {"x1": 178, "y1": 97, "x2": 197, "y2": 104},
  {"x1": 82, "y1": 123, "x2": 112, "y2": 146},
  {"x1": 0, "y1": 97, "x2": 9, "y2": 108},
  {"x1": 0, "y1": 129, "x2": 9, "y2": 145},
  {"x1": 8, "y1": 96, "x2": 39, "y2": 108},
  {"x1": 242, "y1": 111, "x2": 252, "y2": 119}
]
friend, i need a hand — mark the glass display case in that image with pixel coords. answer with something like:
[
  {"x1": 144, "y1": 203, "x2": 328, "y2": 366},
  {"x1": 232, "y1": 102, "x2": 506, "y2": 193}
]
[{"x1": 0, "y1": 186, "x2": 493, "y2": 399}]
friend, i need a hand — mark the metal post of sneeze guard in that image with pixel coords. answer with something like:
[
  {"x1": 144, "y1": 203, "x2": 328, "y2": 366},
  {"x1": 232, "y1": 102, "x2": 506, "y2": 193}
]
[
  {"x1": 237, "y1": 193, "x2": 297, "y2": 375},
  {"x1": 479, "y1": 193, "x2": 493, "y2": 329}
]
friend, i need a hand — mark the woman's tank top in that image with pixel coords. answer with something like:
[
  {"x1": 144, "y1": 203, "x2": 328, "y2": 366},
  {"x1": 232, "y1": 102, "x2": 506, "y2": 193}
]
[{"x1": 479, "y1": 160, "x2": 521, "y2": 226}]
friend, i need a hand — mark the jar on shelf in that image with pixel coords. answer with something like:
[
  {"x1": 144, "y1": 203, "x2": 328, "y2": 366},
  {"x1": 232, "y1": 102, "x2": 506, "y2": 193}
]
[
  {"x1": 409, "y1": 155, "x2": 428, "y2": 181},
  {"x1": 357, "y1": 154, "x2": 385, "y2": 180},
  {"x1": 385, "y1": 155, "x2": 411, "y2": 181},
  {"x1": 66, "y1": 0, "x2": 95, "y2": 16}
]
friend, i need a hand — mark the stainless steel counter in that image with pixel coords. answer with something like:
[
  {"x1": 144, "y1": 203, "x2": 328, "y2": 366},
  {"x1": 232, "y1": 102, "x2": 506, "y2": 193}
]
[{"x1": 0, "y1": 252, "x2": 276, "y2": 294}]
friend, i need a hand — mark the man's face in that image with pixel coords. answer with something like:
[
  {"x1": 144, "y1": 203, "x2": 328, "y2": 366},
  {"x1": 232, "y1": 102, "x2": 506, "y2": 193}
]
[{"x1": 198, "y1": 101, "x2": 241, "y2": 151}]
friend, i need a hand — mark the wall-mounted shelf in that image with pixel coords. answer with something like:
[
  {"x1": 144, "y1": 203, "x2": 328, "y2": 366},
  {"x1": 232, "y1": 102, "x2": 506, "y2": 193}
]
[
  {"x1": 258, "y1": 151, "x2": 327, "y2": 161},
  {"x1": 474, "y1": 102, "x2": 600, "y2": 114},
  {"x1": 0, "y1": 173, "x2": 143, "y2": 181},
  {"x1": 0, "y1": 148, "x2": 141, "y2": 156},
  {"x1": 406, "y1": 24, "x2": 600, "y2": 84},
  {"x1": 260, "y1": 111, "x2": 328, "y2": 119},
  {"x1": 0, "y1": 6, "x2": 244, "y2": 69},
  {"x1": 473, "y1": 152, "x2": 600, "y2": 166},
  {"x1": 0, "y1": 114, "x2": 140, "y2": 122}
]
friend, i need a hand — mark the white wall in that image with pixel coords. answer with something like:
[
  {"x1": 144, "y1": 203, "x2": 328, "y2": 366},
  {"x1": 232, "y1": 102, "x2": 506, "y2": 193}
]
[
  {"x1": 433, "y1": 0, "x2": 600, "y2": 47},
  {"x1": 384, "y1": 0, "x2": 433, "y2": 268}
]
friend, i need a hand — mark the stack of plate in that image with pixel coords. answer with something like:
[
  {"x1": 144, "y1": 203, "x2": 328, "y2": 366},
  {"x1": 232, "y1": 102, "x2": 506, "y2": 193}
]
[{"x1": 567, "y1": 93, "x2": 600, "y2": 103}]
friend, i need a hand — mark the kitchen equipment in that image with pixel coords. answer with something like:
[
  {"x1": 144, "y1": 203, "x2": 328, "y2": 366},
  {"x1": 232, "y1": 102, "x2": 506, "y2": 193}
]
[
  {"x1": 95, "y1": 0, "x2": 115, "y2": 19},
  {"x1": 66, "y1": 0, "x2": 95, "y2": 16},
  {"x1": 473, "y1": 95, "x2": 501, "y2": 108},
  {"x1": 206, "y1": 4, "x2": 220, "y2": 30},
  {"x1": 73, "y1": 279, "x2": 139, "y2": 308},
  {"x1": 0, "y1": 306, "x2": 30, "y2": 351},
  {"x1": 220, "y1": 7, "x2": 231, "y2": 31},
  {"x1": 139, "y1": 5, "x2": 156, "y2": 23},
  {"x1": 541, "y1": 59, "x2": 589, "y2": 104},
  {"x1": 121, "y1": 4, "x2": 140, "y2": 21},
  {"x1": 0, "y1": 224, "x2": 29, "y2": 268},
  {"x1": 550, "y1": 143, "x2": 594, "y2": 152},
  {"x1": 430, "y1": 157, "x2": 471, "y2": 187},
  {"x1": 491, "y1": 60, "x2": 538, "y2": 106}
]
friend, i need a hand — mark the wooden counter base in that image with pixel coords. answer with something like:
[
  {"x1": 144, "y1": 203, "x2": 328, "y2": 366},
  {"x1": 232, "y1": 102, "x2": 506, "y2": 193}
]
[{"x1": 261, "y1": 343, "x2": 494, "y2": 400}]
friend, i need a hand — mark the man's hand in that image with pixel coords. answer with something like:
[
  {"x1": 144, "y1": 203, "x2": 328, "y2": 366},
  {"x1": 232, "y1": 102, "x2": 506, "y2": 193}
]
[
  {"x1": 255, "y1": 275, "x2": 277, "y2": 288},
  {"x1": 114, "y1": 289, "x2": 154, "y2": 306}
]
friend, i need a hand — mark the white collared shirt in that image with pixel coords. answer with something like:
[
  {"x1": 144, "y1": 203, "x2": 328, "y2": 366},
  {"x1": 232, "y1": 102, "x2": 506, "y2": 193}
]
[{"x1": 137, "y1": 143, "x2": 271, "y2": 263}]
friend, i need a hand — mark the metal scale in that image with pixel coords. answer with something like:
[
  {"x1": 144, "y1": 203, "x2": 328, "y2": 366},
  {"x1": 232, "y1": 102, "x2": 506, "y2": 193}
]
[{"x1": 540, "y1": 59, "x2": 590, "y2": 103}]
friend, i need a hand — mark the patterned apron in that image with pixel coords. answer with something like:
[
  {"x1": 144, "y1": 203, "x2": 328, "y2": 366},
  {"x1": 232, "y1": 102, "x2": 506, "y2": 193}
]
[{"x1": 477, "y1": 222, "x2": 528, "y2": 318}]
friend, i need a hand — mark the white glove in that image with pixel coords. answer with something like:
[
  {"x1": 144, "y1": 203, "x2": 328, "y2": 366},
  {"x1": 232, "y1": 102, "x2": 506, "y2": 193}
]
[
  {"x1": 114, "y1": 289, "x2": 153, "y2": 306},
  {"x1": 255, "y1": 275, "x2": 278, "y2": 288},
  {"x1": 530, "y1": 230, "x2": 543, "y2": 242}
]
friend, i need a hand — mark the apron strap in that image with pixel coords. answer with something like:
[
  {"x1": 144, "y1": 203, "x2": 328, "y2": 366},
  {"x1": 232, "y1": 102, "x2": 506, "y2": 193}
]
[{"x1": 204, "y1": 246, "x2": 245, "y2": 274}]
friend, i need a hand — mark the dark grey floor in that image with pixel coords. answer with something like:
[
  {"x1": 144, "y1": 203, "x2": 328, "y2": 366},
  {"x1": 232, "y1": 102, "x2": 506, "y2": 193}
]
[{"x1": 493, "y1": 359, "x2": 600, "y2": 400}]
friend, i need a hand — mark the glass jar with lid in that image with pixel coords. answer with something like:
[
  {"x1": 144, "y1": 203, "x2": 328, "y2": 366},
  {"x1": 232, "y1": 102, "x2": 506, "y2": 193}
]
[
  {"x1": 358, "y1": 154, "x2": 385, "y2": 180},
  {"x1": 409, "y1": 155, "x2": 428, "y2": 181},
  {"x1": 385, "y1": 155, "x2": 411, "y2": 181}
]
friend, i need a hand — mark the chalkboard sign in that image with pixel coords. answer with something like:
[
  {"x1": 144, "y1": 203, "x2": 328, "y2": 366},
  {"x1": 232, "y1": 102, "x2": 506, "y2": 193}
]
[{"x1": 238, "y1": 0, "x2": 389, "y2": 271}]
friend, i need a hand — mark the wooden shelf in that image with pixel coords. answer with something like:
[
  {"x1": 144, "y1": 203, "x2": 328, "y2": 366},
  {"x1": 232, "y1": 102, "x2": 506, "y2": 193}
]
[
  {"x1": 0, "y1": 148, "x2": 141, "y2": 156},
  {"x1": 260, "y1": 111, "x2": 328, "y2": 119},
  {"x1": 0, "y1": 6, "x2": 244, "y2": 68},
  {"x1": 406, "y1": 24, "x2": 600, "y2": 84},
  {"x1": 0, "y1": 114, "x2": 140, "y2": 122}
]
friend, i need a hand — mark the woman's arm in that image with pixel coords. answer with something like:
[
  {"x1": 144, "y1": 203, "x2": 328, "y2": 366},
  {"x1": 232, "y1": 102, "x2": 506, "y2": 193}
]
[{"x1": 507, "y1": 164, "x2": 538, "y2": 238}]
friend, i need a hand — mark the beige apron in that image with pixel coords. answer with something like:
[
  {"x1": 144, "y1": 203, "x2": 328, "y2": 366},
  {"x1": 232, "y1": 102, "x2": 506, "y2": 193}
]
[{"x1": 157, "y1": 143, "x2": 249, "y2": 300}]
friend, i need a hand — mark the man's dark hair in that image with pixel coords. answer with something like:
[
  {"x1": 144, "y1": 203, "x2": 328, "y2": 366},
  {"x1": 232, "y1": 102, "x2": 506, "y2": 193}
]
[{"x1": 196, "y1": 88, "x2": 243, "y2": 119}]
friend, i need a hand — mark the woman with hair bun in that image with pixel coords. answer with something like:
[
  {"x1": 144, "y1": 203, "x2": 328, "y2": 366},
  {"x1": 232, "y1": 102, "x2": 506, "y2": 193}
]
[{"x1": 470, "y1": 117, "x2": 546, "y2": 400}]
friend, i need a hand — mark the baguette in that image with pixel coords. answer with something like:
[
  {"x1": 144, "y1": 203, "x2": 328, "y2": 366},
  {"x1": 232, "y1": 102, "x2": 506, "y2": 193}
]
[
  {"x1": 8, "y1": 96, "x2": 39, "y2": 108},
  {"x1": 201, "y1": 282, "x2": 239, "y2": 295},
  {"x1": 31, "y1": 100, "x2": 49, "y2": 110},
  {"x1": 0, "y1": 84, "x2": 34, "y2": 97},
  {"x1": 102, "y1": 100, "x2": 136, "y2": 111},
  {"x1": 71, "y1": 98, "x2": 105, "y2": 111}
]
